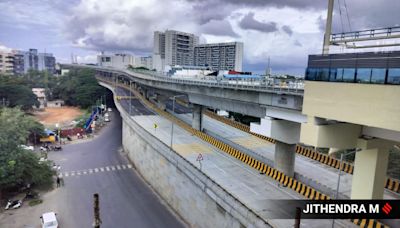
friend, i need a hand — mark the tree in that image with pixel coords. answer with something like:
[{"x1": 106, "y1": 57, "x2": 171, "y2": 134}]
[
  {"x1": 0, "y1": 76, "x2": 39, "y2": 110},
  {"x1": 0, "y1": 108, "x2": 53, "y2": 198},
  {"x1": 54, "y1": 68, "x2": 107, "y2": 108}
]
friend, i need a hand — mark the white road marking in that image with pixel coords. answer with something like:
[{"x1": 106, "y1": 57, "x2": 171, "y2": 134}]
[{"x1": 59, "y1": 163, "x2": 134, "y2": 178}]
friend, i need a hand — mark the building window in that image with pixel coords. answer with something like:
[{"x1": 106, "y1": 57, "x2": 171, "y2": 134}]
[
  {"x1": 356, "y1": 68, "x2": 371, "y2": 83},
  {"x1": 316, "y1": 68, "x2": 329, "y2": 81},
  {"x1": 342, "y1": 68, "x2": 356, "y2": 82},
  {"x1": 387, "y1": 68, "x2": 400, "y2": 84},
  {"x1": 370, "y1": 68, "x2": 386, "y2": 84},
  {"x1": 305, "y1": 68, "x2": 317, "y2": 80}
]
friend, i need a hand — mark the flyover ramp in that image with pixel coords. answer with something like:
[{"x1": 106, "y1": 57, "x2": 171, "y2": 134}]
[
  {"x1": 108, "y1": 83, "x2": 358, "y2": 228},
  {"x1": 174, "y1": 112, "x2": 400, "y2": 200}
]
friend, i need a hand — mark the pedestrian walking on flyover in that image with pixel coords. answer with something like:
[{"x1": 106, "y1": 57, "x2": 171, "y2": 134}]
[{"x1": 56, "y1": 176, "x2": 60, "y2": 187}]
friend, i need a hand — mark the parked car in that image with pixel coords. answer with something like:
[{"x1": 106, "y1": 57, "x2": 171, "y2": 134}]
[
  {"x1": 19, "y1": 145, "x2": 34, "y2": 151},
  {"x1": 105, "y1": 116, "x2": 110, "y2": 122},
  {"x1": 40, "y1": 212, "x2": 59, "y2": 228},
  {"x1": 107, "y1": 108, "x2": 112, "y2": 112}
]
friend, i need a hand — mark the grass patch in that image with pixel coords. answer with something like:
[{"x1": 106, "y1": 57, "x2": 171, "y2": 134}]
[{"x1": 29, "y1": 199, "x2": 43, "y2": 206}]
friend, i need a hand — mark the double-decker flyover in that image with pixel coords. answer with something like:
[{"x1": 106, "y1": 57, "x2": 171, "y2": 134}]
[{"x1": 63, "y1": 63, "x2": 400, "y2": 202}]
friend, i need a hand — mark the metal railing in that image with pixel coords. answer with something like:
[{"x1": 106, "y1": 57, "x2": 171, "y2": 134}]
[
  {"x1": 331, "y1": 26, "x2": 400, "y2": 43},
  {"x1": 65, "y1": 64, "x2": 305, "y2": 95}
]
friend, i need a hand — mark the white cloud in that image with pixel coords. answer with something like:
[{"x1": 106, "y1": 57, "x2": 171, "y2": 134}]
[
  {"x1": 0, "y1": 44, "x2": 12, "y2": 52},
  {"x1": 76, "y1": 54, "x2": 98, "y2": 64},
  {"x1": 1, "y1": 0, "x2": 400, "y2": 75}
]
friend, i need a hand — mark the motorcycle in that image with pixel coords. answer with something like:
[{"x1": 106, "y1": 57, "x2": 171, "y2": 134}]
[
  {"x1": 24, "y1": 190, "x2": 39, "y2": 200},
  {"x1": 5, "y1": 199, "x2": 22, "y2": 210}
]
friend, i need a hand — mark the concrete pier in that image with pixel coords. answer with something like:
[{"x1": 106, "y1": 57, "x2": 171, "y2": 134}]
[{"x1": 274, "y1": 141, "x2": 296, "y2": 177}]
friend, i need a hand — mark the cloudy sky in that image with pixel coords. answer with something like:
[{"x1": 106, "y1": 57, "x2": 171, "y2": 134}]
[{"x1": 0, "y1": 0, "x2": 399, "y2": 75}]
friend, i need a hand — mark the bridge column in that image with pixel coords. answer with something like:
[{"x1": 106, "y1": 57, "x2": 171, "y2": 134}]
[
  {"x1": 274, "y1": 141, "x2": 296, "y2": 177},
  {"x1": 351, "y1": 138, "x2": 393, "y2": 199},
  {"x1": 192, "y1": 104, "x2": 203, "y2": 131}
]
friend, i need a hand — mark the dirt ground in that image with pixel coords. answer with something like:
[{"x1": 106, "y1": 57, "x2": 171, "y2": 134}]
[{"x1": 34, "y1": 107, "x2": 83, "y2": 127}]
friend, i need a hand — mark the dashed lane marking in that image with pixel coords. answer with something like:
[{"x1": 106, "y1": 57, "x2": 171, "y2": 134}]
[{"x1": 61, "y1": 164, "x2": 133, "y2": 178}]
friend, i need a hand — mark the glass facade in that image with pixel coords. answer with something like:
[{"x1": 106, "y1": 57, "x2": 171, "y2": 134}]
[
  {"x1": 387, "y1": 68, "x2": 400, "y2": 84},
  {"x1": 305, "y1": 67, "x2": 400, "y2": 85}
]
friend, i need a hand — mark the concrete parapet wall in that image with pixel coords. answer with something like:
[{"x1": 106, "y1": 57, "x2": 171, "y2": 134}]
[{"x1": 101, "y1": 82, "x2": 272, "y2": 228}]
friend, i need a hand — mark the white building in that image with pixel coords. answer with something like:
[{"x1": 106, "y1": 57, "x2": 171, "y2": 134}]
[
  {"x1": 98, "y1": 53, "x2": 153, "y2": 70},
  {"x1": 97, "y1": 53, "x2": 135, "y2": 69},
  {"x1": 153, "y1": 30, "x2": 199, "y2": 71},
  {"x1": 0, "y1": 51, "x2": 14, "y2": 75},
  {"x1": 32, "y1": 88, "x2": 46, "y2": 109},
  {"x1": 194, "y1": 42, "x2": 243, "y2": 71}
]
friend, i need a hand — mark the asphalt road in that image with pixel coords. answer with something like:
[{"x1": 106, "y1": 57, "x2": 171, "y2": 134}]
[{"x1": 48, "y1": 107, "x2": 186, "y2": 228}]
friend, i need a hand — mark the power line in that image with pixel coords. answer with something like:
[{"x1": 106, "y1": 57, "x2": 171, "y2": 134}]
[
  {"x1": 343, "y1": 0, "x2": 352, "y2": 32},
  {"x1": 337, "y1": 0, "x2": 345, "y2": 33}
]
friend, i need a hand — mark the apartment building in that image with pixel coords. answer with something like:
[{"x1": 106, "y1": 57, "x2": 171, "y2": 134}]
[{"x1": 194, "y1": 42, "x2": 243, "y2": 71}]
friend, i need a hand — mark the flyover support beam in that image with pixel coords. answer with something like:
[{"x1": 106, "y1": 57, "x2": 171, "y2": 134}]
[
  {"x1": 192, "y1": 104, "x2": 203, "y2": 131},
  {"x1": 351, "y1": 138, "x2": 392, "y2": 199},
  {"x1": 274, "y1": 141, "x2": 296, "y2": 177}
]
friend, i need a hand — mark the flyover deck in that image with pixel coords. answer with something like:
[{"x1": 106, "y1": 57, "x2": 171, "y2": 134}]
[{"x1": 113, "y1": 85, "x2": 356, "y2": 228}]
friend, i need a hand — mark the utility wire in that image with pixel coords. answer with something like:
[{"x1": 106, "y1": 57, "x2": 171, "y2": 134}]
[
  {"x1": 337, "y1": 0, "x2": 345, "y2": 33},
  {"x1": 343, "y1": 0, "x2": 352, "y2": 32}
]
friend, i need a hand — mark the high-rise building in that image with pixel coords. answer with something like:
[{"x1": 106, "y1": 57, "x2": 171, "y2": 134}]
[
  {"x1": 15, "y1": 49, "x2": 56, "y2": 74},
  {"x1": 13, "y1": 52, "x2": 24, "y2": 75},
  {"x1": 38, "y1": 53, "x2": 56, "y2": 73},
  {"x1": 153, "y1": 30, "x2": 199, "y2": 71},
  {"x1": 0, "y1": 48, "x2": 56, "y2": 75},
  {"x1": 0, "y1": 52, "x2": 15, "y2": 75},
  {"x1": 194, "y1": 42, "x2": 243, "y2": 71}
]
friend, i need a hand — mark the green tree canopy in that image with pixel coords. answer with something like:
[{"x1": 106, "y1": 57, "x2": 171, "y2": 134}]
[
  {"x1": 0, "y1": 76, "x2": 39, "y2": 110},
  {"x1": 0, "y1": 108, "x2": 52, "y2": 194},
  {"x1": 53, "y1": 68, "x2": 107, "y2": 108}
]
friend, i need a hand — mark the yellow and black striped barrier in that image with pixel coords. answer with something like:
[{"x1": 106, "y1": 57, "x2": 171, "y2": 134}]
[
  {"x1": 205, "y1": 110, "x2": 400, "y2": 195},
  {"x1": 101, "y1": 78, "x2": 389, "y2": 228},
  {"x1": 116, "y1": 95, "x2": 135, "y2": 100}
]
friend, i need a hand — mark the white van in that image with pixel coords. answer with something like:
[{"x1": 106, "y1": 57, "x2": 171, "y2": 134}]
[{"x1": 40, "y1": 212, "x2": 58, "y2": 228}]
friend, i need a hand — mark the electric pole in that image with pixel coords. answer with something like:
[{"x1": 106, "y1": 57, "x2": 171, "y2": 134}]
[{"x1": 93, "y1": 193, "x2": 101, "y2": 228}]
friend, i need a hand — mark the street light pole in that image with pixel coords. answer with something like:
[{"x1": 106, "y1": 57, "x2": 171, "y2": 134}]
[
  {"x1": 170, "y1": 97, "x2": 175, "y2": 148},
  {"x1": 335, "y1": 153, "x2": 344, "y2": 199},
  {"x1": 170, "y1": 95, "x2": 185, "y2": 149},
  {"x1": 129, "y1": 81, "x2": 132, "y2": 115},
  {"x1": 332, "y1": 149, "x2": 358, "y2": 228}
]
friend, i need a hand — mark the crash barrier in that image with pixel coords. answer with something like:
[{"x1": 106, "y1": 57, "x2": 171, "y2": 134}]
[
  {"x1": 116, "y1": 95, "x2": 135, "y2": 100},
  {"x1": 204, "y1": 110, "x2": 400, "y2": 195},
  {"x1": 101, "y1": 78, "x2": 389, "y2": 228}
]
